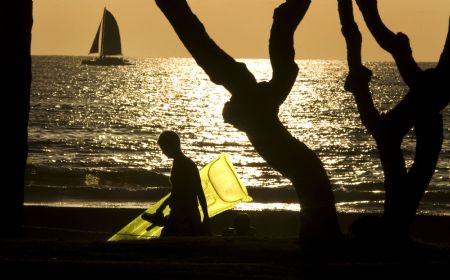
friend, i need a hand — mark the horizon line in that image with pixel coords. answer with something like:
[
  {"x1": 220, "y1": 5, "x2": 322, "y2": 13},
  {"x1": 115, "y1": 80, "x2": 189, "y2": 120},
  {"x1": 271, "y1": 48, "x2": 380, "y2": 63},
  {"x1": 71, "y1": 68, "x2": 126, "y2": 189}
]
[{"x1": 30, "y1": 54, "x2": 440, "y2": 63}]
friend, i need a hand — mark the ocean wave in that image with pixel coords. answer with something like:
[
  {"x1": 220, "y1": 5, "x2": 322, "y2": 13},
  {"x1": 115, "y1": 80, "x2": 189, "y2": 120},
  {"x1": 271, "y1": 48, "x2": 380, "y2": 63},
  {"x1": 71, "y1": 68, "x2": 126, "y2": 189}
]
[
  {"x1": 25, "y1": 185, "x2": 171, "y2": 204},
  {"x1": 25, "y1": 181, "x2": 450, "y2": 205},
  {"x1": 24, "y1": 183, "x2": 449, "y2": 215},
  {"x1": 25, "y1": 164, "x2": 170, "y2": 189}
]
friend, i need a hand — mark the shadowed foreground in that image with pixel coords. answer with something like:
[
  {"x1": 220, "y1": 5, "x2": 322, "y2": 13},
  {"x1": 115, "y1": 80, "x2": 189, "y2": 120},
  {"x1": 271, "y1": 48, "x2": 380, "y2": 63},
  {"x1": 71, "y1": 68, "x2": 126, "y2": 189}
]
[
  {"x1": 22, "y1": 206, "x2": 450, "y2": 242},
  {"x1": 1, "y1": 237, "x2": 449, "y2": 278},
  {"x1": 0, "y1": 206, "x2": 447, "y2": 277}
]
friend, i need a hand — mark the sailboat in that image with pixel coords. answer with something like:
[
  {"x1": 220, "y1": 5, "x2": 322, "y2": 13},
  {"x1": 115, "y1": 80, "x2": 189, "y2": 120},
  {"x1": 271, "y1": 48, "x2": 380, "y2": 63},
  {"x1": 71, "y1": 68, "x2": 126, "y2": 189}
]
[{"x1": 82, "y1": 8, "x2": 131, "y2": 65}]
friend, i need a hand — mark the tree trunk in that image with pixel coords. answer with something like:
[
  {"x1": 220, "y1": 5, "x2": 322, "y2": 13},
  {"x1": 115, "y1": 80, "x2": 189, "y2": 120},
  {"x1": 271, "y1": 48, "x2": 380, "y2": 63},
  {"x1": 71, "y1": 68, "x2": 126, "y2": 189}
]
[
  {"x1": 339, "y1": 0, "x2": 448, "y2": 240},
  {"x1": 1, "y1": 1, "x2": 32, "y2": 239},
  {"x1": 155, "y1": 0, "x2": 342, "y2": 243}
]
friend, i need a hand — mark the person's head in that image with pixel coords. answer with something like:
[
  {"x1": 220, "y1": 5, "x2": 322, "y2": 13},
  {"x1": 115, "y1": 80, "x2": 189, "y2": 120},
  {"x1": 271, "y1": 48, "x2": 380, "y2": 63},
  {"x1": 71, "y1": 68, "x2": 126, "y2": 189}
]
[{"x1": 158, "y1": 131, "x2": 181, "y2": 158}]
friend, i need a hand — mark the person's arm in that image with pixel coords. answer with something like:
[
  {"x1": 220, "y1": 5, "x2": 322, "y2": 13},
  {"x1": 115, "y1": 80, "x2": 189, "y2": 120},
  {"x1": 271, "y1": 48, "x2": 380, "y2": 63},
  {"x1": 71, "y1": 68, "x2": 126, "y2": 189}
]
[
  {"x1": 194, "y1": 170, "x2": 210, "y2": 235},
  {"x1": 156, "y1": 195, "x2": 171, "y2": 214},
  {"x1": 196, "y1": 178, "x2": 209, "y2": 222}
]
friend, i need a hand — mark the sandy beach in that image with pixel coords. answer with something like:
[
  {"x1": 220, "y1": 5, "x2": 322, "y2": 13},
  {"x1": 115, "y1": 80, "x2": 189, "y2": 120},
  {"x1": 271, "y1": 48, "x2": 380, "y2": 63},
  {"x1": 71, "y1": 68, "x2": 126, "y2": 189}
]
[
  {"x1": 0, "y1": 206, "x2": 445, "y2": 277},
  {"x1": 22, "y1": 206, "x2": 450, "y2": 243}
]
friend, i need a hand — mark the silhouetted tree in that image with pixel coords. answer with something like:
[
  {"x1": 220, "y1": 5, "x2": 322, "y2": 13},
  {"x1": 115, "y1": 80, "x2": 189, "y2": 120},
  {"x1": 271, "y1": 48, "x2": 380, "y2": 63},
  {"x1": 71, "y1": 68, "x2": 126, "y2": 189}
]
[
  {"x1": 338, "y1": 0, "x2": 450, "y2": 241},
  {"x1": 155, "y1": 0, "x2": 343, "y2": 243},
  {"x1": 1, "y1": 1, "x2": 32, "y2": 239}
]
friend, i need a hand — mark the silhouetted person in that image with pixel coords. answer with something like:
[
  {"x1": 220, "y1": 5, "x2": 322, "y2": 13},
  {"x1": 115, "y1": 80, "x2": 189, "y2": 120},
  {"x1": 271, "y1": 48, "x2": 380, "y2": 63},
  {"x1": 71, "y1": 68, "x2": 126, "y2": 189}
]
[
  {"x1": 338, "y1": 0, "x2": 449, "y2": 242},
  {"x1": 143, "y1": 131, "x2": 210, "y2": 236},
  {"x1": 155, "y1": 0, "x2": 343, "y2": 245}
]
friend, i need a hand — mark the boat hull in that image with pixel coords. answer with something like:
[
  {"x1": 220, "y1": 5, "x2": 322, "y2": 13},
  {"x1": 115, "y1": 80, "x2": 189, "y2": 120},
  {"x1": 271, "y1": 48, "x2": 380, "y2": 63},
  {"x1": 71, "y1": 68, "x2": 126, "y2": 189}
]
[{"x1": 82, "y1": 57, "x2": 131, "y2": 66}]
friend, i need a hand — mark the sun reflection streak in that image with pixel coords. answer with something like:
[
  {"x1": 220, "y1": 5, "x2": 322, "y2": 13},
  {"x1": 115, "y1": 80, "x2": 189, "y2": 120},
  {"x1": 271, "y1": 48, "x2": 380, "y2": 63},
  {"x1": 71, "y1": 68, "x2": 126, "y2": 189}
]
[{"x1": 235, "y1": 202, "x2": 301, "y2": 212}]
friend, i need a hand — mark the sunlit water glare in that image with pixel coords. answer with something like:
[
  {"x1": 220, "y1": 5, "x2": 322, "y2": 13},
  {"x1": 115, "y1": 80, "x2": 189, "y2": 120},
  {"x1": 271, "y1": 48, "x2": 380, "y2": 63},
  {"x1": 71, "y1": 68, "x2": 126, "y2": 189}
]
[{"x1": 27, "y1": 56, "x2": 450, "y2": 214}]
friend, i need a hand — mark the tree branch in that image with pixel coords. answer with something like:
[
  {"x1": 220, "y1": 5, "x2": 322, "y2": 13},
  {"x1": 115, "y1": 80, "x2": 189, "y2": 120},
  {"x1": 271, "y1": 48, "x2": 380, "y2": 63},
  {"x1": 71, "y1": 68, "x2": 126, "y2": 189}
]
[
  {"x1": 406, "y1": 114, "x2": 443, "y2": 222},
  {"x1": 338, "y1": 0, "x2": 362, "y2": 70},
  {"x1": 437, "y1": 17, "x2": 450, "y2": 74},
  {"x1": 266, "y1": 0, "x2": 309, "y2": 108},
  {"x1": 154, "y1": 0, "x2": 257, "y2": 95},
  {"x1": 355, "y1": 0, "x2": 422, "y2": 87},
  {"x1": 338, "y1": 0, "x2": 381, "y2": 136},
  {"x1": 155, "y1": 0, "x2": 342, "y2": 241},
  {"x1": 344, "y1": 0, "x2": 447, "y2": 239}
]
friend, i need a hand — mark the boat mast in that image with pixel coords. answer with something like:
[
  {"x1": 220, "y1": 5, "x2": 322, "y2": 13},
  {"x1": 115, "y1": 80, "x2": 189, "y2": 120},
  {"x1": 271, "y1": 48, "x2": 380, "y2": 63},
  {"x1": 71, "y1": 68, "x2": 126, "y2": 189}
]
[{"x1": 100, "y1": 7, "x2": 106, "y2": 58}]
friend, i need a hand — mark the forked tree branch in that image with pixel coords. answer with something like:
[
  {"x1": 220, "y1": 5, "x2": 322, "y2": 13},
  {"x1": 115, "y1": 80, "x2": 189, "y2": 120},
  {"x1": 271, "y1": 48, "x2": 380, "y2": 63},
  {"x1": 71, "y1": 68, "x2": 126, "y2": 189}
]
[
  {"x1": 341, "y1": 0, "x2": 445, "y2": 238},
  {"x1": 355, "y1": 0, "x2": 422, "y2": 88}
]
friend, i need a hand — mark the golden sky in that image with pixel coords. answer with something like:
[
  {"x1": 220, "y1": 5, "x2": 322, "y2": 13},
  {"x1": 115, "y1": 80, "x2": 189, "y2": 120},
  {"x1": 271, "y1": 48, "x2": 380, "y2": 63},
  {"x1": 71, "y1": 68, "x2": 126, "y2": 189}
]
[{"x1": 32, "y1": 0, "x2": 449, "y2": 61}]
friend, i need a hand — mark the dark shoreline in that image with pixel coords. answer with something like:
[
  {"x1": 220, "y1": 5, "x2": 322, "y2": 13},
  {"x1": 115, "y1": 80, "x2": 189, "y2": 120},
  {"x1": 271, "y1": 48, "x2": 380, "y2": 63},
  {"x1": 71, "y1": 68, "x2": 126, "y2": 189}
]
[
  {"x1": 23, "y1": 205, "x2": 450, "y2": 243},
  {"x1": 0, "y1": 205, "x2": 446, "y2": 277}
]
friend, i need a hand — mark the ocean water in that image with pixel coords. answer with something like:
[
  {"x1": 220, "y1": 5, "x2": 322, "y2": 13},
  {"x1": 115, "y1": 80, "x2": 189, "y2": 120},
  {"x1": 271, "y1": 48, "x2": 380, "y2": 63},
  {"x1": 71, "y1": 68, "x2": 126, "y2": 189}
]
[{"x1": 27, "y1": 56, "x2": 450, "y2": 215}]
